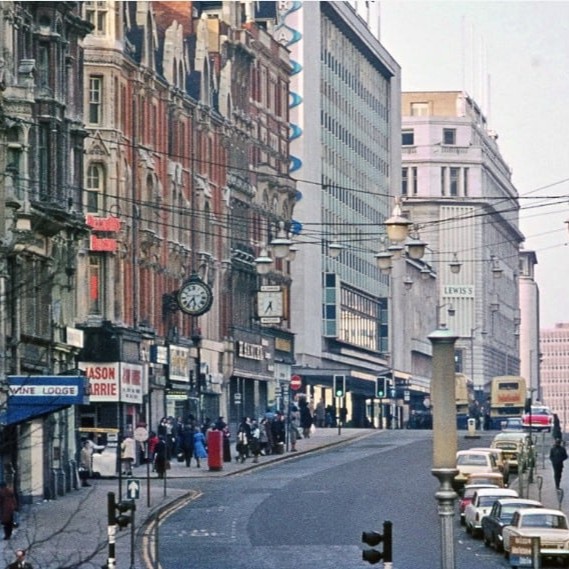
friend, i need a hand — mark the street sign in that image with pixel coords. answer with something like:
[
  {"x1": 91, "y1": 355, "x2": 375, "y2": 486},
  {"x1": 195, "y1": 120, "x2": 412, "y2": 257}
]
[
  {"x1": 126, "y1": 478, "x2": 141, "y2": 500},
  {"x1": 510, "y1": 535, "x2": 539, "y2": 567},
  {"x1": 234, "y1": 392, "x2": 242, "y2": 404},
  {"x1": 134, "y1": 426, "x2": 148, "y2": 442},
  {"x1": 290, "y1": 375, "x2": 302, "y2": 391}
]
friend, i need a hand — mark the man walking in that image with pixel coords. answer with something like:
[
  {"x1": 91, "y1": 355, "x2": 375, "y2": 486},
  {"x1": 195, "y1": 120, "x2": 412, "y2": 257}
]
[
  {"x1": 6, "y1": 549, "x2": 32, "y2": 569},
  {"x1": 550, "y1": 437, "x2": 568, "y2": 489}
]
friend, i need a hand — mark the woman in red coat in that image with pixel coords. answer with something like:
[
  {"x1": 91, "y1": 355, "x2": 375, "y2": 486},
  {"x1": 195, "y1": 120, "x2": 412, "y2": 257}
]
[{"x1": 0, "y1": 481, "x2": 18, "y2": 540}]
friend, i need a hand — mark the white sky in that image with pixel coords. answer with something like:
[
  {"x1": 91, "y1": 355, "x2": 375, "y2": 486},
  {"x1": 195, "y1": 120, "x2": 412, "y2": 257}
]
[{"x1": 379, "y1": 0, "x2": 569, "y2": 329}]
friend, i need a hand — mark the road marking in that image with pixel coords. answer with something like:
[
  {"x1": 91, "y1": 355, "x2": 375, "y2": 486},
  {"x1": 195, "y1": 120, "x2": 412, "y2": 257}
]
[{"x1": 141, "y1": 490, "x2": 203, "y2": 569}]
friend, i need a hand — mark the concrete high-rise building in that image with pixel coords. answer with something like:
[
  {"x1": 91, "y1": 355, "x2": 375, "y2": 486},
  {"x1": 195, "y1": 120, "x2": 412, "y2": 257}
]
[
  {"x1": 401, "y1": 91, "x2": 525, "y2": 404},
  {"x1": 519, "y1": 249, "x2": 541, "y2": 395},
  {"x1": 541, "y1": 323, "x2": 569, "y2": 430},
  {"x1": 275, "y1": 1, "x2": 417, "y2": 427}
]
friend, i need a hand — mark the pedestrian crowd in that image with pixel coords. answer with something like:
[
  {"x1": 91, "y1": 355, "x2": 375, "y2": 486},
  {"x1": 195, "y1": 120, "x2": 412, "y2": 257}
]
[{"x1": 76, "y1": 393, "x2": 345, "y2": 483}]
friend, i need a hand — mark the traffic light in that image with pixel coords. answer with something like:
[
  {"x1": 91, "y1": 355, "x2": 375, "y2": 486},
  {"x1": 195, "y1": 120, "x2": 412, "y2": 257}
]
[
  {"x1": 362, "y1": 520, "x2": 392, "y2": 564},
  {"x1": 108, "y1": 491, "x2": 135, "y2": 530},
  {"x1": 333, "y1": 375, "x2": 346, "y2": 398},
  {"x1": 376, "y1": 376, "x2": 386, "y2": 398}
]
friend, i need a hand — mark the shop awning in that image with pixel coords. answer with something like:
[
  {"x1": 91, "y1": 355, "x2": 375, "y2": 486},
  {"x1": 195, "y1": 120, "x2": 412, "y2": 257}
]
[{"x1": 0, "y1": 376, "x2": 87, "y2": 426}]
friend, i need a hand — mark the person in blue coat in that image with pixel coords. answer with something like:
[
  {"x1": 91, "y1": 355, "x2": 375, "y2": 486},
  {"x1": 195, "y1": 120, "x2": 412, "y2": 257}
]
[{"x1": 193, "y1": 426, "x2": 208, "y2": 468}]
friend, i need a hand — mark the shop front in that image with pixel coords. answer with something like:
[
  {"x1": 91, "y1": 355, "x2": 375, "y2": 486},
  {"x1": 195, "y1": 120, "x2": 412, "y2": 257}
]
[
  {"x1": 229, "y1": 332, "x2": 276, "y2": 430},
  {"x1": 78, "y1": 361, "x2": 145, "y2": 434},
  {"x1": 0, "y1": 375, "x2": 87, "y2": 502}
]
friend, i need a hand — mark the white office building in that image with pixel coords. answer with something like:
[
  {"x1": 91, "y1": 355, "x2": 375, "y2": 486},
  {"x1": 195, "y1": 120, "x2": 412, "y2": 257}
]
[{"x1": 400, "y1": 91, "x2": 525, "y2": 405}]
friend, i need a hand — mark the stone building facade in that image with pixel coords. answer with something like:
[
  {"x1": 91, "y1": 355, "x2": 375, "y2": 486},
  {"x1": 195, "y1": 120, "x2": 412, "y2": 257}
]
[{"x1": 0, "y1": 1, "x2": 92, "y2": 501}]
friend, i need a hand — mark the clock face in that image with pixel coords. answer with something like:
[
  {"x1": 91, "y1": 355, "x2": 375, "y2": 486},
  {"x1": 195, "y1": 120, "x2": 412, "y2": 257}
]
[
  {"x1": 177, "y1": 280, "x2": 213, "y2": 316},
  {"x1": 258, "y1": 290, "x2": 283, "y2": 318}
]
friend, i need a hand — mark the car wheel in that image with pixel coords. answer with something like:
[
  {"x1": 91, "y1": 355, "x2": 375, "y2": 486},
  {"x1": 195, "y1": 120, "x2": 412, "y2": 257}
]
[
  {"x1": 460, "y1": 516, "x2": 465, "y2": 526},
  {"x1": 465, "y1": 522, "x2": 471, "y2": 535},
  {"x1": 483, "y1": 533, "x2": 490, "y2": 547}
]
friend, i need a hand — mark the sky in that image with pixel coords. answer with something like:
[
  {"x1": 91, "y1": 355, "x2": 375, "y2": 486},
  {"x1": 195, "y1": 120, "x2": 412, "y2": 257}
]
[{"x1": 379, "y1": 0, "x2": 569, "y2": 329}]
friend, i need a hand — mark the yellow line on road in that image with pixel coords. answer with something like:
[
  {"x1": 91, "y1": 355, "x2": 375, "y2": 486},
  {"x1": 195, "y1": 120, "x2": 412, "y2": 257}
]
[{"x1": 140, "y1": 490, "x2": 203, "y2": 569}]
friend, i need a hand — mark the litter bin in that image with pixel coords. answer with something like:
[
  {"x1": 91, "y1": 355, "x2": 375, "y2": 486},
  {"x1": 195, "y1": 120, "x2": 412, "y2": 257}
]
[
  {"x1": 467, "y1": 418, "x2": 476, "y2": 436},
  {"x1": 207, "y1": 430, "x2": 223, "y2": 471}
]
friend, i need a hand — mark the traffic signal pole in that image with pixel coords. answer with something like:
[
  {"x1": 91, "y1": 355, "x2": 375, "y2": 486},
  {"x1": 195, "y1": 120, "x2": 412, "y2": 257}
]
[
  {"x1": 333, "y1": 375, "x2": 346, "y2": 435},
  {"x1": 106, "y1": 492, "x2": 117, "y2": 569}
]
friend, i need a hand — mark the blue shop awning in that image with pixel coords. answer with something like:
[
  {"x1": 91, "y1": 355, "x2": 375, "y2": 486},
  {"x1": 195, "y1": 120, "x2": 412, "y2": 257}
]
[{"x1": 0, "y1": 375, "x2": 88, "y2": 426}]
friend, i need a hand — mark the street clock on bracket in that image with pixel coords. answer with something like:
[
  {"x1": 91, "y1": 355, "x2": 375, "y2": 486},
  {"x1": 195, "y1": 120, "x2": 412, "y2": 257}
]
[
  {"x1": 257, "y1": 285, "x2": 283, "y2": 323},
  {"x1": 177, "y1": 274, "x2": 213, "y2": 316}
]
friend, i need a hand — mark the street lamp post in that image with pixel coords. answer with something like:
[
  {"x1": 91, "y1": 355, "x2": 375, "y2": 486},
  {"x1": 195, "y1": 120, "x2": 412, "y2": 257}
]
[
  {"x1": 429, "y1": 326, "x2": 459, "y2": 569},
  {"x1": 192, "y1": 329, "x2": 202, "y2": 425}
]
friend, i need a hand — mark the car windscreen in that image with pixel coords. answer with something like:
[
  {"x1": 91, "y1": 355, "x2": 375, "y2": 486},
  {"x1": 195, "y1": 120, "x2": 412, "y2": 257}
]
[
  {"x1": 522, "y1": 514, "x2": 568, "y2": 529},
  {"x1": 480, "y1": 496, "x2": 501, "y2": 507},
  {"x1": 457, "y1": 454, "x2": 489, "y2": 466}
]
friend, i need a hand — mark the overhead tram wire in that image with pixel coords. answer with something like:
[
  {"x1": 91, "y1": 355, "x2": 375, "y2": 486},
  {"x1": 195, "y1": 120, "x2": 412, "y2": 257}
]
[{"x1": 7, "y1": 110, "x2": 569, "y2": 205}]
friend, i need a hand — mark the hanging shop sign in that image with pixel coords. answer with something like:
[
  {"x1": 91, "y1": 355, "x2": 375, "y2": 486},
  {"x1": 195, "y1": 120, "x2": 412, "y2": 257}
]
[
  {"x1": 79, "y1": 362, "x2": 143, "y2": 404},
  {"x1": 169, "y1": 346, "x2": 190, "y2": 383}
]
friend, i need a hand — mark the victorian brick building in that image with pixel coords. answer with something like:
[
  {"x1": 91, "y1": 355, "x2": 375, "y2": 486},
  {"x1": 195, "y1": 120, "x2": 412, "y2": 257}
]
[{"x1": 78, "y1": 1, "x2": 296, "y2": 437}]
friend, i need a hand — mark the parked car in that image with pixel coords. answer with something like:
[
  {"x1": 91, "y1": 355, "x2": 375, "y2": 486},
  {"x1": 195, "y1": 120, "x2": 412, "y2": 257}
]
[
  {"x1": 491, "y1": 431, "x2": 534, "y2": 473},
  {"x1": 91, "y1": 433, "x2": 119, "y2": 478},
  {"x1": 464, "y1": 487, "x2": 518, "y2": 537},
  {"x1": 522, "y1": 405, "x2": 554, "y2": 432},
  {"x1": 503, "y1": 508, "x2": 569, "y2": 565},
  {"x1": 459, "y1": 484, "x2": 499, "y2": 525},
  {"x1": 501, "y1": 417, "x2": 524, "y2": 432},
  {"x1": 465, "y1": 472, "x2": 505, "y2": 488},
  {"x1": 481, "y1": 498, "x2": 542, "y2": 551},
  {"x1": 470, "y1": 447, "x2": 510, "y2": 485},
  {"x1": 454, "y1": 450, "x2": 500, "y2": 492}
]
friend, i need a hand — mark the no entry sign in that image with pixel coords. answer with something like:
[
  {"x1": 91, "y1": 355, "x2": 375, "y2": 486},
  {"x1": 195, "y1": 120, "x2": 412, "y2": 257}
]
[{"x1": 290, "y1": 375, "x2": 302, "y2": 391}]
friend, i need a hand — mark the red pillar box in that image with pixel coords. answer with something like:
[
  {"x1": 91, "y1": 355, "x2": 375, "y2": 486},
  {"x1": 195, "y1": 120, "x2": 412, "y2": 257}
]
[{"x1": 207, "y1": 430, "x2": 223, "y2": 471}]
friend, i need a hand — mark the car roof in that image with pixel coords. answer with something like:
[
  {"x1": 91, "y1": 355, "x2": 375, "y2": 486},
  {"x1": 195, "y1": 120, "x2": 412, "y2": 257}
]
[
  {"x1": 495, "y1": 498, "x2": 542, "y2": 507},
  {"x1": 471, "y1": 447, "x2": 503, "y2": 454},
  {"x1": 457, "y1": 449, "x2": 493, "y2": 456},
  {"x1": 493, "y1": 432, "x2": 529, "y2": 441},
  {"x1": 467, "y1": 473, "x2": 503, "y2": 480},
  {"x1": 520, "y1": 508, "x2": 565, "y2": 516},
  {"x1": 464, "y1": 483, "x2": 499, "y2": 490},
  {"x1": 474, "y1": 488, "x2": 517, "y2": 497}
]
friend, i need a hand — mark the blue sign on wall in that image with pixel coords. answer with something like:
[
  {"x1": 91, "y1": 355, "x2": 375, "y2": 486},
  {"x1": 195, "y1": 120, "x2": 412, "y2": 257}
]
[{"x1": 0, "y1": 376, "x2": 87, "y2": 426}]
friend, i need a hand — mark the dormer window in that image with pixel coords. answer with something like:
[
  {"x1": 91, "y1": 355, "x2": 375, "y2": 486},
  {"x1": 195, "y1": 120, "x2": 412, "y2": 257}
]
[{"x1": 85, "y1": 1, "x2": 107, "y2": 35}]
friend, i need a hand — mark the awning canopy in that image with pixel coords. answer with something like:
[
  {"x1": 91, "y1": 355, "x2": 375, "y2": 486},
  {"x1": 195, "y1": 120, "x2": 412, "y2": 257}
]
[{"x1": 0, "y1": 376, "x2": 87, "y2": 426}]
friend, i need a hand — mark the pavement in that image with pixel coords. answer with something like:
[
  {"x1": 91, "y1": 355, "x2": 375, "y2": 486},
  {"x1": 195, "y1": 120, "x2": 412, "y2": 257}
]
[
  {"x1": 2, "y1": 426, "x2": 374, "y2": 569},
  {"x1": 2, "y1": 427, "x2": 565, "y2": 569}
]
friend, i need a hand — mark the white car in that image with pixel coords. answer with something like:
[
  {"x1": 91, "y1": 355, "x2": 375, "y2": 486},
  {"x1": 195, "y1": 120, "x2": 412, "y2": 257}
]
[
  {"x1": 464, "y1": 487, "x2": 518, "y2": 538},
  {"x1": 503, "y1": 508, "x2": 569, "y2": 564},
  {"x1": 91, "y1": 440, "x2": 119, "y2": 478}
]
